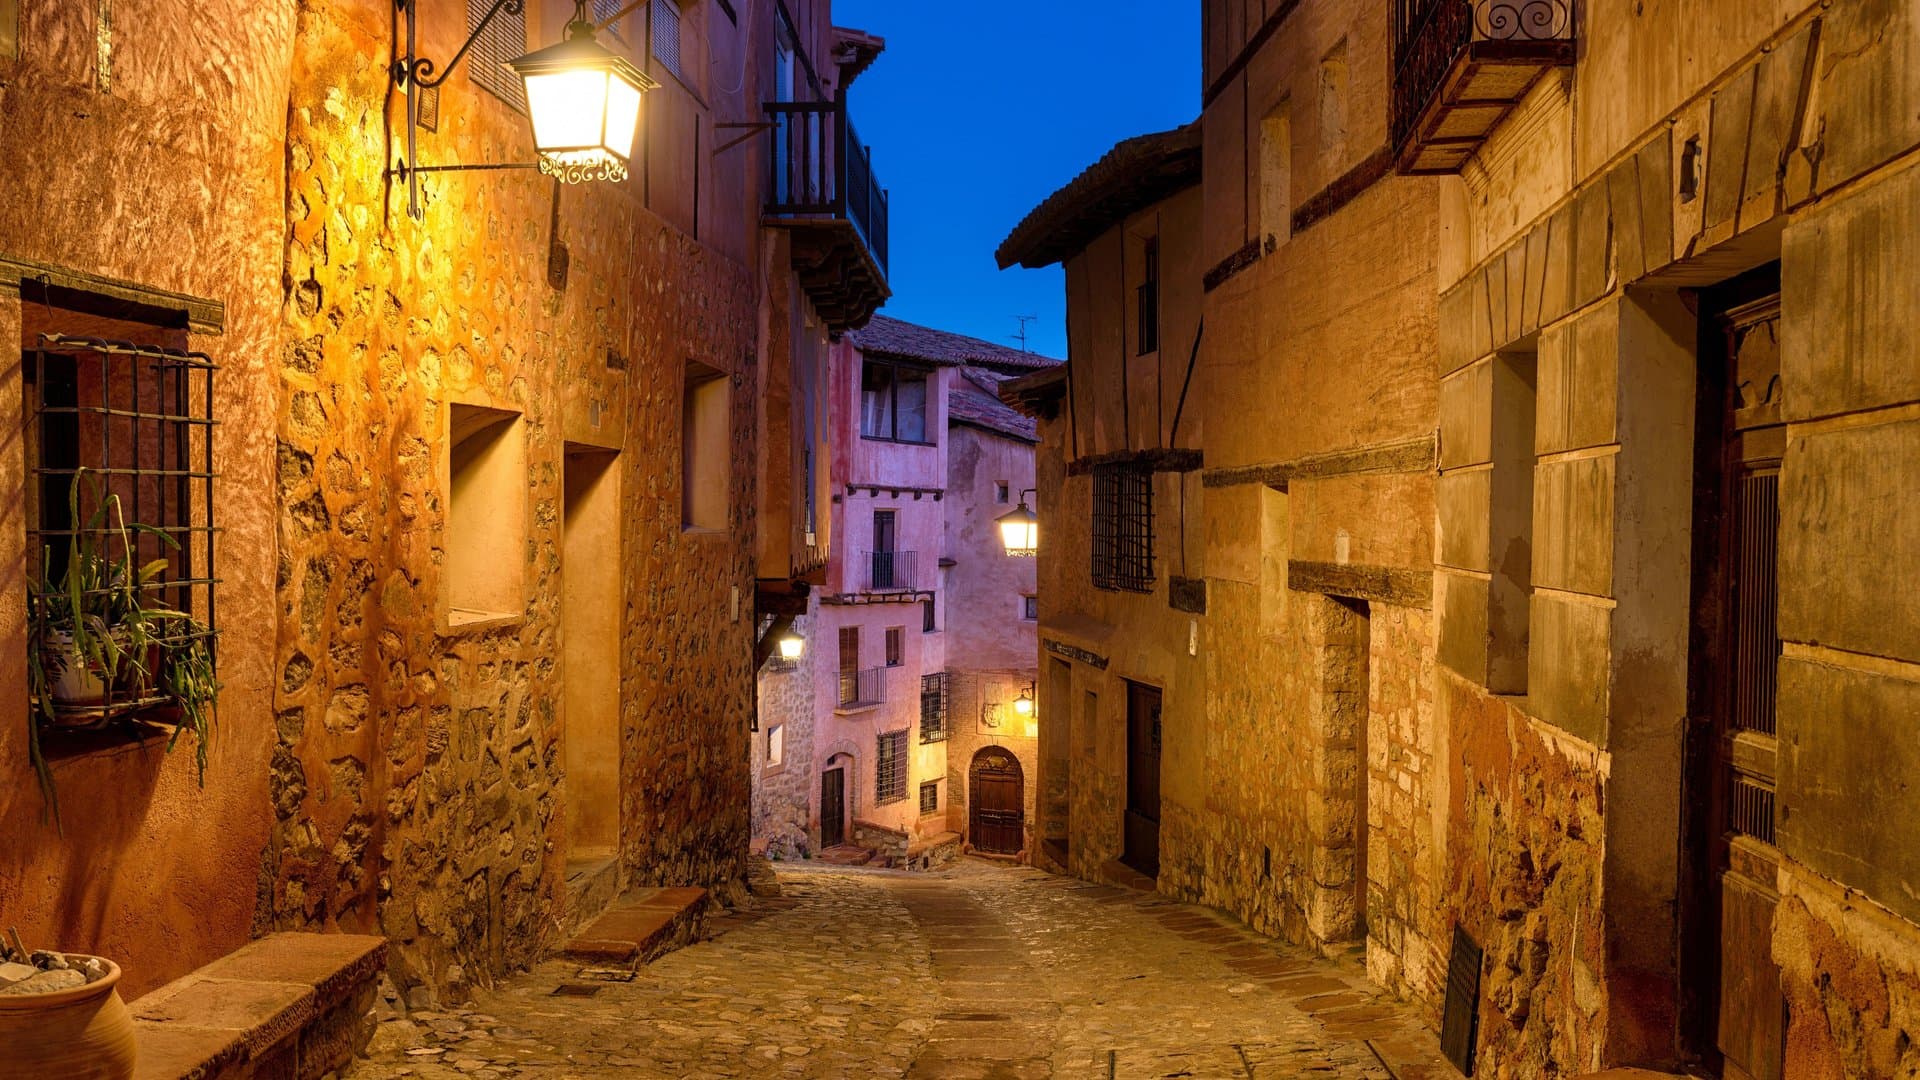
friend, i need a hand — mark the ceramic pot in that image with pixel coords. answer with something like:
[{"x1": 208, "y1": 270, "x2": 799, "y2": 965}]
[
  {"x1": 0, "y1": 957, "x2": 137, "y2": 1080},
  {"x1": 43, "y1": 630, "x2": 110, "y2": 710}
]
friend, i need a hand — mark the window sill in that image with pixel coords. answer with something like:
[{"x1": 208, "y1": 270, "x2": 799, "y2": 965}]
[
  {"x1": 36, "y1": 711, "x2": 178, "y2": 764},
  {"x1": 859, "y1": 435, "x2": 937, "y2": 448},
  {"x1": 834, "y1": 702, "x2": 883, "y2": 716},
  {"x1": 445, "y1": 608, "x2": 525, "y2": 635}
]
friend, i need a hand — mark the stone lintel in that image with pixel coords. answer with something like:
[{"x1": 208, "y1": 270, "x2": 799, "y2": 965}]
[
  {"x1": 1287, "y1": 561, "x2": 1432, "y2": 608},
  {"x1": 0, "y1": 253, "x2": 225, "y2": 333},
  {"x1": 1065, "y1": 447, "x2": 1203, "y2": 477},
  {"x1": 1203, "y1": 435, "x2": 1436, "y2": 490}
]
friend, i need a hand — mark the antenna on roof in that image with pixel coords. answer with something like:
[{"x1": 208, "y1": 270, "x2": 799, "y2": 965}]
[{"x1": 1011, "y1": 315, "x2": 1038, "y2": 353}]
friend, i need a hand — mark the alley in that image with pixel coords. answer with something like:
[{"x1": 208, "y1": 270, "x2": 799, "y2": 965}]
[{"x1": 359, "y1": 860, "x2": 1447, "y2": 1079}]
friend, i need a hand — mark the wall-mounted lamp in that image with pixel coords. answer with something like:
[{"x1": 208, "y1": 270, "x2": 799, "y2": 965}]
[
  {"x1": 778, "y1": 633, "x2": 805, "y2": 662},
  {"x1": 391, "y1": 0, "x2": 657, "y2": 218},
  {"x1": 1012, "y1": 681, "x2": 1036, "y2": 719},
  {"x1": 996, "y1": 488, "x2": 1039, "y2": 557}
]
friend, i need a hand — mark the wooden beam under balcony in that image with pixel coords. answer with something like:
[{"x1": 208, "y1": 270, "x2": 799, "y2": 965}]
[{"x1": 1391, "y1": 0, "x2": 1575, "y2": 175}]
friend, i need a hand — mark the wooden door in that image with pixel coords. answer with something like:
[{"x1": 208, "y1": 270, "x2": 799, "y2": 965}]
[
  {"x1": 1124, "y1": 681, "x2": 1162, "y2": 879},
  {"x1": 821, "y1": 767, "x2": 846, "y2": 849},
  {"x1": 1697, "y1": 283, "x2": 1787, "y2": 1080},
  {"x1": 969, "y1": 751, "x2": 1025, "y2": 854}
]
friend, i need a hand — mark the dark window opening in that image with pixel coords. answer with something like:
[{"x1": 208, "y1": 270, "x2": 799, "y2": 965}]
[
  {"x1": 1092, "y1": 463, "x2": 1155, "y2": 592},
  {"x1": 860, "y1": 360, "x2": 931, "y2": 444},
  {"x1": 920, "y1": 672, "x2": 950, "y2": 743},
  {"x1": 885, "y1": 626, "x2": 904, "y2": 667},
  {"x1": 1022, "y1": 595, "x2": 1039, "y2": 620},
  {"x1": 1136, "y1": 237, "x2": 1160, "y2": 356},
  {"x1": 922, "y1": 597, "x2": 937, "y2": 633},
  {"x1": 919, "y1": 780, "x2": 939, "y2": 814}
]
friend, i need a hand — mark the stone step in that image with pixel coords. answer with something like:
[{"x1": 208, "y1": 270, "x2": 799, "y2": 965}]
[
  {"x1": 816, "y1": 844, "x2": 876, "y2": 866},
  {"x1": 560, "y1": 886, "x2": 708, "y2": 966},
  {"x1": 560, "y1": 854, "x2": 622, "y2": 936}
]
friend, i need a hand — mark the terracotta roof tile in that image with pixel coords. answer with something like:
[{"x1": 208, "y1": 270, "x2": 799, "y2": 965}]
[
  {"x1": 997, "y1": 122, "x2": 1201, "y2": 270},
  {"x1": 948, "y1": 366, "x2": 1039, "y2": 443},
  {"x1": 850, "y1": 314, "x2": 1061, "y2": 374}
]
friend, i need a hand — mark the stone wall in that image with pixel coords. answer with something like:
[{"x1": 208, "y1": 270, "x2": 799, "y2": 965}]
[
  {"x1": 254, "y1": 0, "x2": 756, "y2": 999},
  {"x1": 943, "y1": 669, "x2": 1040, "y2": 854},
  {"x1": 753, "y1": 615, "x2": 817, "y2": 858}
]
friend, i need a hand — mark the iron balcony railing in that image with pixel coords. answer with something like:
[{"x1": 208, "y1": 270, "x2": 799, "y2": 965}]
[
  {"x1": 1391, "y1": 0, "x2": 1575, "y2": 153},
  {"x1": 839, "y1": 666, "x2": 887, "y2": 708},
  {"x1": 866, "y1": 549, "x2": 917, "y2": 592},
  {"x1": 765, "y1": 99, "x2": 890, "y2": 277}
]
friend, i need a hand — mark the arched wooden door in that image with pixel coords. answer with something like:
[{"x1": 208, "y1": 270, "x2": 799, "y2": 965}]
[{"x1": 969, "y1": 749, "x2": 1025, "y2": 855}]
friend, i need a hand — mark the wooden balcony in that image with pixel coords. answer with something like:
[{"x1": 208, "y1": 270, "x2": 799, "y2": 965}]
[
  {"x1": 1392, "y1": 0, "x2": 1576, "y2": 175},
  {"x1": 766, "y1": 99, "x2": 891, "y2": 332}
]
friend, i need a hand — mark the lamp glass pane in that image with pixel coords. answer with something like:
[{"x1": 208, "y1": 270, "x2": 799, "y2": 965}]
[
  {"x1": 602, "y1": 74, "x2": 644, "y2": 160},
  {"x1": 524, "y1": 69, "x2": 610, "y2": 153},
  {"x1": 1000, "y1": 517, "x2": 1037, "y2": 553}
]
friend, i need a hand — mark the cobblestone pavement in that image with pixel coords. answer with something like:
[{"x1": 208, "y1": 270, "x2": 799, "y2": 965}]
[{"x1": 357, "y1": 859, "x2": 1451, "y2": 1079}]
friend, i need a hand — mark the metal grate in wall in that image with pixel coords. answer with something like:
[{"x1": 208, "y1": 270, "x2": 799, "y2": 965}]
[
  {"x1": 26, "y1": 333, "x2": 219, "y2": 721},
  {"x1": 1092, "y1": 462, "x2": 1154, "y2": 593},
  {"x1": 876, "y1": 729, "x2": 908, "y2": 803},
  {"x1": 919, "y1": 780, "x2": 938, "y2": 814},
  {"x1": 466, "y1": 0, "x2": 528, "y2": 110},
  {"x1": 1729, "y1": 772, "x2": 1777, "y2": 845},
  {"x1": 920, "y1": 672, "x2": 950, "y2": 743},
  {"x1": 1731, "y1": 470, "x2": 1779, "y2": 736},
  {"x1": 651, "y1": 0, "x2": 683, "y2": 80}
]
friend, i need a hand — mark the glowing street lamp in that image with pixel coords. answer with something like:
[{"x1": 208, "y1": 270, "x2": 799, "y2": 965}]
[
  {"x1": 1012, "y1": 683, "x2": 1036, "y2": 718},
  {"x1": 511, "y1": 4, "x2": 658, "y2": 184},
  {"x1": 778, "y1": 633, "x2": 805, "y2": 662},
  {"x1": 997, "y1": 488, "x2": 1039, "y2": 557}
]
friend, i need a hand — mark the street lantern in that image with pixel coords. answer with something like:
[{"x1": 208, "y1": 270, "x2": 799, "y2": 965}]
[
  {"x1": 511, "y1": 5, "x2": 657, "y2": 184},
  {"x1": 996, "y1": 489, "x2": 1039, "y2": 557},
  {"x1": 778, "y1": 633, "x2": 805, "y2": 662},
  {"x1": 1012, "y1": 684, "x2": 1036, "y2": 718}
]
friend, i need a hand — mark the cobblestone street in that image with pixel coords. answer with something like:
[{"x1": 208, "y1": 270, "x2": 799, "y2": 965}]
[{"x1": 358, "y1": 860, "x2": 1449, "y2": 1079}]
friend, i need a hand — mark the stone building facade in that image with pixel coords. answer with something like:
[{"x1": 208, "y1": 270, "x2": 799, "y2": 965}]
[
  {"x1": 751, "y1": 316, "x2": 1050, "y2": 861},
  {"x1": 1002, "y1": 0, "x2": 1920, "y2": 1077},
  {"x1": 1, "y1": 0, "x2": 887, "y2": 1004}
]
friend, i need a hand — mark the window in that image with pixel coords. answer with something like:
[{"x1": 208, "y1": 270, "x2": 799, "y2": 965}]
[
  {"x1": 861, "y1": 360, "x2": 931, "y2": 443},
  {"x1": 651, "y1": 0, "x2": 683, "y2": 80},
  {"x1": 839, "y1": 626, "x2": 859, "y2": 673},
  {"x1": 1260, "y1": 99, "x2": 1292, "y2": 244},
  {"x1": 1091, "y1": 463, "x2": 1154, "y2": 592},
  {"x1": 682, "y1": 362, "x2": 729, "y2": 530},
  {"x1": 1136, "y1": 237, "x2": 1160, "y2": 355},
  {"x1": 885, "y1": 626, "x2": 904, "y2": 667},
  {"x1": 1022, "y1": 595, "x2": 1039, "y2": 621},
  {"x1": 448, "y1": 404, "x2": 527, "y2": 623},
  {"x1": 876, "y1": 730, "x2": 909, "y2": 803},
  {"x1": 996, "y1": 482, "x2": 1010, "y2": 504},
  {"x1": 919, "y1": 781, "x2": 940, "y2": 815},
  {"x1": 1486, "y1": 348, "x2": 1538, "y2": 694},
  {"x1": 922, "y1": 597, "x2": 937, "y2": 633},
  {"x1": 920, "y1": 672, "x2": 950, "y2": 743},
  {"x1": 766, "y1": 723, "x2": 784, "y2": 767},
  {"x1": 1319, "y1": 40, "x2": 1349, "y2": 171},
  {"x1": 466, "y1": 0, "x2": 528, "y2": 110},
  {"x1": 593, "y1": 0, "x2": 628, "y2": 38}
]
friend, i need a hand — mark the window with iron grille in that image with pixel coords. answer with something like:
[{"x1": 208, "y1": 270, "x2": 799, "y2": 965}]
[
  {"x1": 1136, "y1": 236, "x2": 1160, "y2": 355},
  {"x1": 919, "y1": 780, "x2": 939, "y2": 814},
  {"x1": 920, "y1": 672, "x2": 950, "y2": 743},
  {"x1": 1092, "y1": 462, "x2": 1154, "y2": 592},
  {"x1": 876, "y1": 729, "x2": 908, "y2": 803},
  {"x1": 25, "y1": 322, "x2": 219, "y2": 728},
  {"x1": 651, "y1": 0, "x2": 683, "y2": 80},
  {"x1": 466, "y1": 0, "x2": 528, "y2": 110}
]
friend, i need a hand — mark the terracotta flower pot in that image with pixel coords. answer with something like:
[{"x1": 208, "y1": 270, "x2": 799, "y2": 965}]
[
  {"x1": 43, "y1": 629, "x2": 110, "y2": 710},
  {"x1": 0, "y1": 957, "x2": 137, "y2": 1080}
]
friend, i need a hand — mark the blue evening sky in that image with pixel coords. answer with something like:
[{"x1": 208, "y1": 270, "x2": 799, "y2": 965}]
[{"x1": 832, "y1": 2, "x2": 1200, "y2": 361}]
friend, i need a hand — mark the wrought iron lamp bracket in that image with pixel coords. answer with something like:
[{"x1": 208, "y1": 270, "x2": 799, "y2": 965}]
[{"x1": 390, "y1": 0, "x2": 538, "y2": 218}]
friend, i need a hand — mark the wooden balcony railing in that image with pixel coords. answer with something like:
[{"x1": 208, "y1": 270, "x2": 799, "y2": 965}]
[
  {"x1": 1392, "y1": 0, "x2": 1575, "y2": 174},
  {"x1": 766, "y1": 99, "x2": 890, "y2": 277}
]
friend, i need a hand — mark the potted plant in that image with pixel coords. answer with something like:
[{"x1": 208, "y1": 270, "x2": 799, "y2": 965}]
[{"x1": 26, "y1": 468, "x2": 218, "y2": 817}]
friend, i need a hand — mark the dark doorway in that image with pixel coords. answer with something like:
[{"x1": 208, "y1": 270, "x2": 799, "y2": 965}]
[
  {"x1": 969, "y1": 749, "x2": 1025, "y2": 855},
  {"x1": 1683, "y1": 265, "x2": 1786, "y2": 1080},
  {"x1": 1123, "y1": 680, "x2": 1162, "y2": 879},
  {"x1": 820, "y1": 764, "x2": 847, "y2": 848}
]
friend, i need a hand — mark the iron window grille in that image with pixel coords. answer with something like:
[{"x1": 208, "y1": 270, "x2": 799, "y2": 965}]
[
  {"x1": 876, "y1": 729, "x2": 909, "y2": 803},
  {"x1": 1091, "y1": 462, "x2": 1155, "y2": 592},
  {"x1": 920, "y1": 672, "x2": 950, "y2": 743},
  {"x1": 919, "y1": 780, "x2": 939, "y2": 814},
  {"x1": 593, "y1": 0, "x2": 627, "y2": 38},
  {"x1": 465, "y1": 0, "x2": 528, "y2": 110},
  {"x1": 1136, "y1": 236, "x2": 1160, "y2": 355},
  {"x1": 651, "y1": 0, "x2": 683, "y2": 80},
  {"x1": 26, "y1": 333, "x2": 219, "y2": 721}
]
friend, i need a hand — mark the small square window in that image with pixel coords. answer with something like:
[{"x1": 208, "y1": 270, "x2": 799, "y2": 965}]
[
  {"x1": 885, "y1": 626, "x2": 904, "y2": 666},
  {"x1": 919, "y1": 781, "x2": 939, "y2": 815},
  {"x1": 1022, "y1": 596, "x2": 1038, "y2": 621},
  {"x1": 995, "y1": 482, "x2": 1010, "y2": 504},
  {"x1": 766, "y1": 723, "x2": 784, "y2": 767}
]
